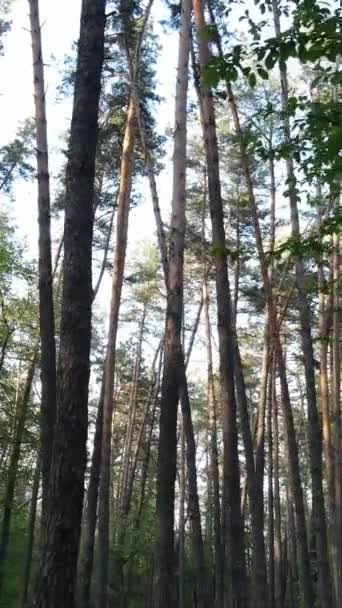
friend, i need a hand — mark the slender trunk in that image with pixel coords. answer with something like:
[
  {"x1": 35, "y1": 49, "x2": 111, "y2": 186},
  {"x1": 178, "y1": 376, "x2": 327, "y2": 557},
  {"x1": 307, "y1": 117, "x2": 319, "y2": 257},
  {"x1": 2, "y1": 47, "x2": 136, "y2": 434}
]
[
  {"x1": 319, "y1": 260, "x2": 335, "y2": 519},
  {"x1": 127, "y1": 339, "x2": 163, "y2": 508},
  {"x1": 332, "y1": 204, "x2": 342, "y2": 606},
  {"x1": 286, "y1": 490, "x2": 298, "y2": 604},
  {"x1": 154, "y1": 2, "x2": 192, "y2": 605},
  {"x1": 185, "y1": 296, "x2": 203, "y2": 366},
  {"x1": 120, "y1": 305, "x2": 146, "y2": 517},
  {"x1": 28, "y1": 0, "x2": 57, "y2": 520},
  {"x1": 0, "y1": 355, "x2": 37, "y2": 596},
  {"x1": 77, "y1": 202, "x2": 123, "y2": 608},
  {"x1": 119, "y1": 348, "x2": 163, "y2": 606},
  {"x1": 93, "y1": 192, "x2": 117, "y2": 299},
  {"x1": 77, "y1": 386, "x2": 104, "y2": 608},
  {"x1": 233, "y1": 343, "x2": 268, "y2": 607},
  {"x1": 255, "y1": 320, "x2": 269, "y2": 490},
  {"x1": 267, "y1": 373, "x2": 275, "y2": 608},
  {"x1": 178, "y1": 421, "x2": 186, "y2": 608},
  {"x1": 97, "y1": 94, "x2": 136, "y2": 608},
  {"x1": 272, "y1": 371, "x2": 283, "y2": 608},
  {"x1": 179, "y1": 370, "x2": 209, "y2": 608},
  {"x1": 192, "y1": 3, "x2": 247, "y2": 605},
  {"x1": 272, "y1": 1, "x2": 332, "y2": 602},
  {"x1": 33, "y1": 2, "x2": 106, "y2": 605},
  {"x1": 137, "y1": 350, "x2": 163, "y2": 527},
  {"x1": 205, "y1": 5, "x2": 313, "y2": 599},
  {"x1": 233, "y1": 214, "x2": 240, "y2": 325},
  {"x1": 21, "y1": 456, "x2": 41, "y2": 608},
  {"x1": 203, "y1": 273, "x2": 223, "y2": 608},
  {"x1": 0, "y1": 327, "x2": 13, "y2": 376}
]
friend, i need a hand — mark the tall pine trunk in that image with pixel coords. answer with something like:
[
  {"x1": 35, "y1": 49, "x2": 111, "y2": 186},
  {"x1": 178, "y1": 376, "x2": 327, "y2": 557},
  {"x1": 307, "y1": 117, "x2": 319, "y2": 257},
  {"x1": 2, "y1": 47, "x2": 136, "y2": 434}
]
[
  {"x1": 332, "y1": 204, "x2": 342, "y2": 606},
  {"x1": 204, "y1": 11, "x2": 313, "y2": 600},
  {"x1": 77, "y1": 385, "x2": 104, "y2": 608},
  {"x1": 271, "y1": 3, "x2": 333, "y2": 604},
  {"x1": 193, "y1": 2, "x2": 247, "y2": 605},
  {"x1": 97, "y1": 92, "x2": 135, "y2": 608},
  {"x1": 154, "y1": 1, "x2": 192, "y2": 604},
  {"x1": 202, "y1": 270, "x2": 223, "y2": 608},
  {"x1": 28, "y1": 0, "x2": 57, "y2": 519},
  {"x1": 33, "y1": 1, "x2": 106, "y2": 605}
]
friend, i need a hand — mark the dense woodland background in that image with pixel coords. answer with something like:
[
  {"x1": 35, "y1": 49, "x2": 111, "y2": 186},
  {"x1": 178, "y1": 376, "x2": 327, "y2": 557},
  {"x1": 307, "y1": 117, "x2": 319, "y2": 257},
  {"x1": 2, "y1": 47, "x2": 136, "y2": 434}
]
[{"x1": 0, "y1": 0, "x2": 341, "y2": 607}]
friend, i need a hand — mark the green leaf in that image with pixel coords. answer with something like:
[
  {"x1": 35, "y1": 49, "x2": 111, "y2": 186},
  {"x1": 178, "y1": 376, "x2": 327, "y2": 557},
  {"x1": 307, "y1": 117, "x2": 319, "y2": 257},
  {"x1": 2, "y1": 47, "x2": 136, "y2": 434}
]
[
  {"x1": 248, "y1": 72, "x2": 257, "y2": 88},
  {"x1": 257, "y1": 66, "x2": 269, "y2": 80}
]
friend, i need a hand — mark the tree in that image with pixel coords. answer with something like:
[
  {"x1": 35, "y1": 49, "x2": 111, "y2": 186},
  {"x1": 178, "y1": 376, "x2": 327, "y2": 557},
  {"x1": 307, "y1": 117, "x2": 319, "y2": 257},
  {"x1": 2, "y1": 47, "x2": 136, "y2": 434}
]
[
  {"x1": 33, "y1": 1, "x2": 106, "y2": 606},
  {"x1": 154, "y1": 1, "x2": 192, "y2": 606},
  {"x1": 28, "y1": 0, "x2": 57, "y2": 521}
]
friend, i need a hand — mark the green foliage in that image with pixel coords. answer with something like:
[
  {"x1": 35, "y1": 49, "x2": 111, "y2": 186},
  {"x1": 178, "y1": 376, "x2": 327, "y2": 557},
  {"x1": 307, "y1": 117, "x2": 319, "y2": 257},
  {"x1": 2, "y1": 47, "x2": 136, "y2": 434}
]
[
  {"x1": 0, "y1": 120, "x2": 35, "y2": 196},
  {"x1": 0, "y1": 507, "x2": 30, "y2": 608},
  {"x1": 271, "y1": 209, "x2": 342, "y2": 262},
  {"x1": 0, "y1": 0, "x2": 11, "y2": 55}
]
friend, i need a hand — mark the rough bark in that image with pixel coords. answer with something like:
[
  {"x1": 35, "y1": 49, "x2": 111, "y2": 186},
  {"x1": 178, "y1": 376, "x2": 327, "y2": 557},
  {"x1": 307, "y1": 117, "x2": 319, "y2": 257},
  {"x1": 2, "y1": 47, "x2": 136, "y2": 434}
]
[
  {"x1": 28, "y1": 0, "x2": 57, "y2": 519},
  {"x1": 33, "y1": 1, "x2": 106, "y2": 605},
  {"x1": 193, "y1": 2, "x2": 247, "y2": 605}
]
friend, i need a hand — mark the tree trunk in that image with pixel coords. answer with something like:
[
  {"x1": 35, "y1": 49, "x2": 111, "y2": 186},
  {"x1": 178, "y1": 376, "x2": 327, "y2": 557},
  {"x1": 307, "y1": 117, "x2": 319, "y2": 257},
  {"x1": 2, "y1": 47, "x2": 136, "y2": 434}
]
[
  {"x1": 272, "y1": 371, "x2": 283, "y2": 608},
  {"x1": 332, "y1": 205, "x2": 342, "y2": 606},
  {"x1": 179, "y1": 371, "x2": 209, "y2": 608},
  {"x1": 203, "y1": 271, "x2": 223, "y2": 608},
  {"x1": 120, "y1": 305, "x2": 146, "y2": 518},
  {"x1": 154, "y1": 2, "x2": 192, "y2": 605},
  {"x1": 28, "y1": 0, "x2": 57, "y2": 520},
  {"x1": 77, "y1": 385, "x2": 104, "y2": 608},
  {"x1": 271, "y1": 3, "x2": 333, "y2": 605},
  {"x1": 267, "y1": 372, "x2": 275, "y2": 608},
  {"x1": 33, "y1": 1, "x2": 106, "y2": 605},
  {"x1": 178, "y1": 420, "x2": 186, "y2": 608},
  {"x1": 97, "y1": 93, "x2": 136, "y2": 608},
  {"x1": 192, "y1": 3, "x2": 247, "y2": 605},
  {"x1": 203, "y1": 6, "x2": 313, "y2": 600}
]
